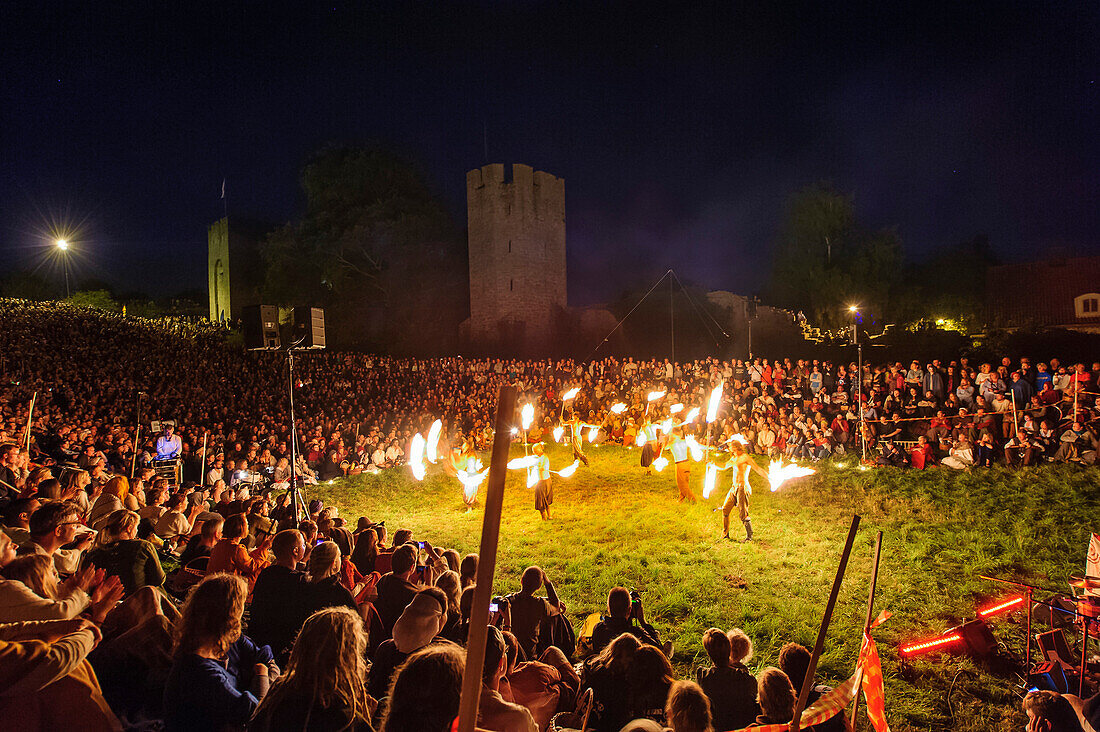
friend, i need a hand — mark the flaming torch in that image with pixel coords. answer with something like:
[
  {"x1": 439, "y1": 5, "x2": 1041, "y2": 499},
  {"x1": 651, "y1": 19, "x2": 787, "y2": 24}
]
[
  {"x1": 703, "y1": 462, "x2": 719, "y2": 499},
  {"x1": 408, "y1": 433, "x2": 427, "y2": 481},
  {"x1": 554, "y1": 460, "x2": 580, "y2": 478},
  {"x1": 521, "y1": 403, "x2": 535, "y2": 454},
  {"x1": 425, "y1": 420, "x2": 442, "y2": 464},
  {"x1": 645, "y1": 390, "x2": 666, "y2": 417},
  {"x1": 560, "y1": 387, "x2": 580, "y2": 418},
  {"x1": 651, "y1": 456, "x2": 669, "y2": 472},
  {"x1": 766, "y1": 460, "x2": 815, "y2": 492},
  {"x1": 610, "y1": 403, "x2": 627, "y2": 414},
  {"x1": 552, "y1": 426, "x2": 564, "y2": 443}
]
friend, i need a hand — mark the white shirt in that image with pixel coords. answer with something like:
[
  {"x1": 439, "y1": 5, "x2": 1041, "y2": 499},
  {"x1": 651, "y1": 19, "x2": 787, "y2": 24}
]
[{"x1": 156, "y1": 434, "x2": 182, "y2": 459}]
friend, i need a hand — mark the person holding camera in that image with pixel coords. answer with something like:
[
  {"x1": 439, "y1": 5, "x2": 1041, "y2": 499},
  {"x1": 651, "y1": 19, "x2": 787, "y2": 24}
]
[
  {"x1": 590, "y1": 586, "x2": 670, "y2": 657},
  {"x1": 505, "y1": 565, "x2": 565, "y2": 659}
]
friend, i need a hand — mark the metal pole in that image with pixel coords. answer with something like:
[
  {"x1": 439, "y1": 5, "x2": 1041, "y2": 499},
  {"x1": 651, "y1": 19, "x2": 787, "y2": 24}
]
[
  {"x1": 791, "y1": 515, "x2": 862, "y2": 732},
  {"x1": 858, "y1": 341, "x2": 865, "y2": 463},
  {"x1": 288, "y1": 349, "x2": 299, "y2": 522},
  {"x1": 850, "y1": 531, "x2": 883, "y2": 730},
  {"x1": 670, "y1": 275, "x2": 675, "y2": 367},
  {"x1": 456, "y1": 385, "x2": 517, "y2": 732},
  {"x1": 130, "y1": 393, "x2": 143, "y2": 481}
]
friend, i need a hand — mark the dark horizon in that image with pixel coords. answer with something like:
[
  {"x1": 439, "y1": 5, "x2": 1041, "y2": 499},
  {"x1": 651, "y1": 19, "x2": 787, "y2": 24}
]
[{"x1": 2, "y1": 1, "x2": 1098, "y2": 305}]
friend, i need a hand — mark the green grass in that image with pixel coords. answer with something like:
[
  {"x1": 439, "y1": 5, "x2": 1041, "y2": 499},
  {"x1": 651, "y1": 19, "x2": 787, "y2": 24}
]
[{"x1": 305, "y1": 444, "x2": 1100, "y2": 731}]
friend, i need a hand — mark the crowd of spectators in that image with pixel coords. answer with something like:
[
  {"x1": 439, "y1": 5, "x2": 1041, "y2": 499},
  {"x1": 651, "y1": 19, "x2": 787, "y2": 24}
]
[{"x1": 1, "y1": 301, "x2": 1099, "y2": 730}]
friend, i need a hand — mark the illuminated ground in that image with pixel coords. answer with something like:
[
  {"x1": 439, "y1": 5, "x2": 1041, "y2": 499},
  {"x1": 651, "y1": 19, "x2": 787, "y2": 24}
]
[{"x1": 305, "y1": 443, "x2": 1097, "y2": 730}]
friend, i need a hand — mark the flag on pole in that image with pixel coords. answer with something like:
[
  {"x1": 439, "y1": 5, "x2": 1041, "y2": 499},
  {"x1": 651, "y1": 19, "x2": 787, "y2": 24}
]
[
  {"x1": 220, "y1": 178, "x2": 226, "y2": 199},
  {"x1": 859, "y1": 633, "x2": 891, "y2": 732}
]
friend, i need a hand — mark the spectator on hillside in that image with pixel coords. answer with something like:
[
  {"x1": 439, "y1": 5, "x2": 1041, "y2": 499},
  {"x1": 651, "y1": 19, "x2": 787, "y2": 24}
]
[
  {"x1": 83, "y1": 509, "x2": 166, "y2": 596},
  {"x1": 301, "y1": 541, "x2": 357, "y2": 619},
  {"x1": 478, "y1": 624, "x2": 538, "y2": 732},
  {"x1": 1021, "y1": 689, "x2": 1085, "y2": 732},
  {"x1": 380, "y1": 643, "x2": 465, "y2": 732},
  {"x1": 249, "y1": 606, "x2": 375, "y2": 732},
  {"x1": 582, "y1": 633, "x2": 642, "y2": 732},
  {"x1": 206, "y1": 513, "x2": 270, "y2": 583},
  {"x1": 591, "y1": 587, "x2": 667, "y2": 656},
  {"x1": 755, "y1": 667, "x2": 796, "y2": 725},
  {"x1": 778, "y1": 642, "x2": 846, "y2": 732},
  {"x1": 24, "y1": 500, "x2": 95, "y2": 574},
  {"x1": 179, "y1": 513, "x2": 224, "y2": 565},
  {"x1": 374, "y1": 544, "x2": 420, "y2": 643},
  {"x1": 368, "y1": 586, "x2": 449, "y2": 700},
  {"x1": 696, "y1": 627, "x2": 758, "y2": 729},
  {"x1": 506, "y1": 565, "x2": 565, "y2": 659},
  {"x1": 249, "y1": 529, "x2": 308, "y2": 664}
]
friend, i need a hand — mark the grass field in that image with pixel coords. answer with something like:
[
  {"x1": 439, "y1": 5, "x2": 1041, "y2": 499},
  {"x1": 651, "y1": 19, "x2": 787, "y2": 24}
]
[{"x1": 304, "y1": 443, "x2": 1099, "y2": 731}]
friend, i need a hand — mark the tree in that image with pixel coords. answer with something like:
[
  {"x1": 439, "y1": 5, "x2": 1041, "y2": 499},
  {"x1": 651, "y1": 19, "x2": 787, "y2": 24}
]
[
  {"x1": 768, "y1": 183, "x2": 903, "y2": 331},
  {"x1": 67, "y1": 290, "x2": 119, "y2": 311},
  {"x1": 262, "y1": 145, "x2": 467, "y2": 352},
  {"x1": 0, "y1": 271, "x2": 56, "y2": 300}
]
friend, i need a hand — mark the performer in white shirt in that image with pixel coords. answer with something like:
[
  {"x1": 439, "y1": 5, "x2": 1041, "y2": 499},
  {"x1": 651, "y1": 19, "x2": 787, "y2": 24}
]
[{"x1": 155, "y1": 424, "x2": 182, "y2": 459}]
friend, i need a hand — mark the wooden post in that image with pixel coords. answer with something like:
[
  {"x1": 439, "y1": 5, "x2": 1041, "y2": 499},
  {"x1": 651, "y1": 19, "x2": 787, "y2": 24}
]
[
  {"x1": 456, "y1": 384, "x2": 517, "y2": 732},
  {"x1": 24, "y1": 391, "x2": 37, "y2": 452},
  {"x1": 199, "y1": 432, "x2": 208, "y2": 487},
  {"x1": 850, "y1": 531, "x2": 883, "y2": 730},
  {"x1": 791, "y1": 515, "x2": 861, "y2": 732},
  {"x1": 130, "y1": 424, "x2": 141, "y2": 481}
]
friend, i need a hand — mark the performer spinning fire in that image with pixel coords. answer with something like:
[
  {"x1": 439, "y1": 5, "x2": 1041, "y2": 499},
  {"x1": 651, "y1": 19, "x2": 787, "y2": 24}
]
[
  {"x1": 717, "y1": 441, "x2": 768, "y2": 542},
  {"x1": 639, "y1": 419, "x2": 661, "y2": 473},
  {"x1": 667, "y1": 427, "x2": 697, "y2": 503},
  {"x1": 533, "y1": 443, "x2": 553, "y2": 520},
  {"x1": 566, "y1": 411, "x2": 593, "y2": 467}
]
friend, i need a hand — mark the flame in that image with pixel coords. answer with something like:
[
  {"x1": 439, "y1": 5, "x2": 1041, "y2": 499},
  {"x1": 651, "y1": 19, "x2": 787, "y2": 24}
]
[
  {"x1": 409, "y1": 434, "x2": 427, "y2": 481},
  {"x1": 660, "y1": 418, "x2": 674, "y2": 434},
  {"x1": 562, "y1": 387, "x2": 580, "y2": 401},
  {"x1": 508, "y1": 456, "x2": 538, "y2": 470},
  {"x1": 587, "y1": 426, "x2": 600, "y2": 443},
  {"x1": 703, "y1": 462, "x2": 718, "y2": 498},
  {"x1": 610, "y1": 403, "x2": 627, "y2": 414},
  {"x1": 670, "y1": 403, "x2": 684, "y2": 414},
  {"x1": 553, "y1": 426, "x2": 564, "y2": 442},
  {"x1": 683, "y1": 407, "x2": 701, "y2": 423},
  {"x1": 521, "y1": 403, "x2": 535, "y2": 431},
  {"x1": 685, "y1": 435, "x2": 704, "y2": 462},
  {"x1": 729, "y1": 434, "x2": 749, "y2": 445},
  {"x1": 556, "y1": 460, "x2": 580, "y2": 478},
  {"x1": 636, "y1": 431, "x2": 647, "y2": 447},
  {"x1": 652, "y1": 456, "x2": 669, "y2": 472},
  {"x1": 707, "y1": 383, "x2": 724, "y2": 423},
  {"x1": 767, "y1": 460, "x2": 816, "y2": 492},
  {"x1": 458, "y1": 458, "x2": 488, "y2": 502},
  {"x1": 526, "y1": 467, "x2": 539, "y2": 488},
  {"x1": 425, "y1": 420, "x2": 442, "y2": 463},
  {"x1": 647, "y1": 390, "x2": 666, "y2": 402}
]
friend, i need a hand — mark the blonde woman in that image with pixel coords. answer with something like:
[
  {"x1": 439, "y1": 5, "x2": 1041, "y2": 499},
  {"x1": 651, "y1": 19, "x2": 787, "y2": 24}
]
[
  {"x1": 83, "y1": 509, "x2": 165, "y2": 595},
  {"x1": 249, "y1": 607, "x2": 375, "y2": 731}
]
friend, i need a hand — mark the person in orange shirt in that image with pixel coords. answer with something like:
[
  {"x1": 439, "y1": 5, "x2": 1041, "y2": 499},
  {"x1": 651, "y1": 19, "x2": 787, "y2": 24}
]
[{"x1": 205, "y1": 514, "x2": 270, "y2": 584}]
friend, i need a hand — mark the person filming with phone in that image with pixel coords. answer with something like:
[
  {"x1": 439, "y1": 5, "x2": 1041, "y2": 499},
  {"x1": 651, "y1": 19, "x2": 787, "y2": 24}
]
[
  {"x1": 505, "y1": 566, "x2": 566, "y2": 660},
  {"x1": 590, "y1": 586, "x2": 671, "y2": 657}
]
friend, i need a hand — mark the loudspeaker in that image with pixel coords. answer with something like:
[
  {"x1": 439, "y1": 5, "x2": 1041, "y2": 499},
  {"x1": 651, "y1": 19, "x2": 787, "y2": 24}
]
[
  {"x1": 243, "y1": 305, "x2": 281, "y2": 349},
  {"x1": 292, "y1": 307, "x2": 326, "y2": 349}
]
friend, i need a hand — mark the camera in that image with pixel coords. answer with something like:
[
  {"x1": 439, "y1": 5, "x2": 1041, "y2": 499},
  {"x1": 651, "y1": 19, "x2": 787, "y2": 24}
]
[
  {"x1": 629, "y1": 589, "x2": 641, "y2": 604},
  {"x1": 490, "y1": 595, "x2": 504, "y2": 613}
]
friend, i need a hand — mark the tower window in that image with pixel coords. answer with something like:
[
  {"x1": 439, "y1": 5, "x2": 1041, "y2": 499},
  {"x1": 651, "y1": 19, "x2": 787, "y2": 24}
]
[
  {"x1": 508, "y1": 240, "x2": 512, "y2": 253},
  {"x1": 510, "y1": 279, "x2": 514, "y2": 291}
]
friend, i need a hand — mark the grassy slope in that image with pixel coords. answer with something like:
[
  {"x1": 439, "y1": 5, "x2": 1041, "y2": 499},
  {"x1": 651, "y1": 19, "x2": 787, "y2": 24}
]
[{"x1": 305, "y1": 444, "x2": 1099, "y2": 731}]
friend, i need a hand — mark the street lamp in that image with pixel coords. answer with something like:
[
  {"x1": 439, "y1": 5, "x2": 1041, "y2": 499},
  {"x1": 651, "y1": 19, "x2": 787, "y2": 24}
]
[{"x1": 55, "y1": 239, "x2": 72, "y2": 297}]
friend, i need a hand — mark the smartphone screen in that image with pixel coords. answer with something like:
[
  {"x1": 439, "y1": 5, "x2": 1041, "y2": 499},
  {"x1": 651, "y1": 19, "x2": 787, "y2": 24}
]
[{"x1": 490, "y1": 603, "x2": 499, "y2": 612}]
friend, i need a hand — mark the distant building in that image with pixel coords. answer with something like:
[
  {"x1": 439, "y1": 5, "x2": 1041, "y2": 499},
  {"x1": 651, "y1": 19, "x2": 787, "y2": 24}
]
[
  {"x1": 464, "y1": 163, "x2": 568, "y2": 353},
  {"x1": 207, "y1": 217, "x2": 265, "y2": 323},
  {"x1": 985, "y1": 256, "x2": 1100, "y2": 333}
]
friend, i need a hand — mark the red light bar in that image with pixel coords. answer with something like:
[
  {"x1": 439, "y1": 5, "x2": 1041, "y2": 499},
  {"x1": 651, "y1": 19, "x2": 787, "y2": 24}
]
[
  {"x1": 978, "y1": 596, "x2": 1025, "y2": 618},
  {"x1": 900, "y1": 633, "x2": 963, "y2": 657}
]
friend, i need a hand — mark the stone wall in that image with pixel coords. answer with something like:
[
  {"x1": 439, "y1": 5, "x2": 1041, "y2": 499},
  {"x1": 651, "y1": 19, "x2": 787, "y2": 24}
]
[{"x1": 466, "y1": 163, "x2": 566, "y2": 352}]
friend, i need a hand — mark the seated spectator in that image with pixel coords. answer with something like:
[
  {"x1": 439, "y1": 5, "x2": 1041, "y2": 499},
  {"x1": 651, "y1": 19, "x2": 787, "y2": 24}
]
[
  {"x1": 374, "y1": 544, "x2": 420, "y2": 643},
  {"x1": 0, "y1": 617, "x2": 121, "y2": 730},
  {"x1": 2, "y1": 553, "x2": 122, "y2": 624},
  {"x1": 479, "y1": 624, "x2": 538, "y2": 732},
  {"x1": 350, "y1": 524, "x2": 380, "y2": 575},
  {"x1": 2, "y1": 497, "x2": 38, "y2": 546},
  {"x1": 503, "y1": 629, "x2": 582, "y2": 730},
  {"x1": 755, "y1": 667, "x2": 795, "y2": 725},
  {"x1": 591, "y1": 587, "x2": 666, "y2": 655},
  {"x1": 206, "y1": 513, "x2": 270, "y2": 584},
  {"x1": 249, "y1": 529, "x2": 308, "y2": 664},
  {"x1": 626, "y1": 645, "x2": 675, "y2": 727},
  {"x1": 163, "y1": 573, "x2": 274, "y2": 731},
  {"x1": 83, "y1": 509, "x2": 166, "y2": 596},
  {"x1": 303, "y1": 540, "x2": 357, "y2": 618},
  {"x1": 506, "y1": 565, "x2": 565, "y2": 659},
  {"x1": 778, "y1": 642, "x2": 845, "y2": 732},
  {"x1": 25, "y1": 499, "x2": 96, "y2": 574},
  {"x1": 368, "y1": 586, "x2": 449, "y2": 699},
  {"x1": 380, "y1": 643, "x2": 465, "y2": 732},
  {"x1": 154, "y1": 493, "x2": 201, "y2": 547},
  {"x1": 621, "y1": 679, "x2": 714, "y2": 732},
  {"x1": 179, "y1": 513, "x2": 224, "y2": 565},
  {"x1": 696, "y1": 627, "x2": 758, "y2": 729},
  {"x1": 460, "y1": 552, "x2": 478, "y2": 588},
  {"x1": 1022, "y1": 689, "x2": 1085, "y2": 732},
  {"x1": 435, "y1": 569, "x2": 463, "y2": 642},
  {"x1": 249, "y1": 606, "x2": 375, "y2": 732},
  {"x1": 582, "y1": 633, "x2": 642, "y2": 732},
  {"x1": 89, "y1": 476, "x2": 136, "y2": 532}
]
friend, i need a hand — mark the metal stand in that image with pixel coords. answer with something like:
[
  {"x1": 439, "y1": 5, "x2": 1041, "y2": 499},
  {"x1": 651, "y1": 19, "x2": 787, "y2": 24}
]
[{"x1": 286, "y1": 343, "x2": 309, "y2": 524}]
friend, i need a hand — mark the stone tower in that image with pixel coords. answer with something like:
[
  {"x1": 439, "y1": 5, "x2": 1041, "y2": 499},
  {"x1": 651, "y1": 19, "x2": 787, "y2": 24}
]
[{"x1": 466, "y1": 163, "x2": 566, "y2": 352}]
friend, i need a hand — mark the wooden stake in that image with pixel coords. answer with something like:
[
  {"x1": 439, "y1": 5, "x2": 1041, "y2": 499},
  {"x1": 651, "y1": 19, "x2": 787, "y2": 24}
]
[
  {"x1": 456, "y1": 384, "x2": 516, "y2": 732},
  {"x1": 791, "y1": 514, "x2": 861, "y2": 732},
  {"x1": 850, "y1": 530, "x2": 883, "y2": 730},
  {"x1": 24, "y1": 391, "x2": 37, "y2": 452}
]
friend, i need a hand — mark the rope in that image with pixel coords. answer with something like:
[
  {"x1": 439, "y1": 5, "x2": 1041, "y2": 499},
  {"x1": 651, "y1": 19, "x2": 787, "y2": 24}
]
[{"x1": 584, "y1": 270, "x2": 673, "y2": 361}]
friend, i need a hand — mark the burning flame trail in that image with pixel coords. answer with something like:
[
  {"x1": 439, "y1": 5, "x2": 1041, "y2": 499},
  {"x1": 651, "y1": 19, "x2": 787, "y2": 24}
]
[
  {"x1": 587, "y1": 426, "x2": 600, "y2": 443},
  {"x1": 647, "y1": 390, "x2": 666, "y2": 402},
  {"x1": 552, "y1": 426, "x2": 564, "y2": 442},
  {"x1": 425, "y1": 420, "x2": 442, "y2": 463},
  {"x1": 521, "y1": 403, "x2": 535, "y2": 431},
  {"x1": 507, "y1": 456, "x2": 538, "y2": 470},
  {"x1": 409, "y1": 434, "x2": 427, "y2": 481},
  {"x1": 706, "y1": 383, "x2": 724, "y2": 423},
  {"x1": 610, "y1": 403, "x2": 627, "y2": 414},
  {"x1": 703, "y1": 462, "x2": 719, "y2": 499},
  {"x1": 555, "y1": 460, "x2": 580, "y2": 478},
  {"x1": 651, "y1": 456, "x2": 669, "y2": 472},
  {"x1": 767, "y1": 460, "x2": 815, "y2": 492},
  {"x1": 561, "y1": 387, "x2": 580, "y2": 401}
]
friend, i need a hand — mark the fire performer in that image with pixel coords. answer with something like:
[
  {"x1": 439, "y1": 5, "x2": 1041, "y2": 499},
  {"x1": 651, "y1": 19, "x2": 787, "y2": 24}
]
[
  {"x1": 667, "y1": 427, "x2": 697, "y2": 503},
  {"x1": 638, "y1": 418, "x2": 661, "y2": 473},
  {"x1": 566, "y1": 411, "x2": 592, "y2": 467},
  {"x1": 533, "y1": 443, "x2": 553, "y2": 520},
  {"x1": 717, "y1": 441, "x2": 768, "y2": 542}
]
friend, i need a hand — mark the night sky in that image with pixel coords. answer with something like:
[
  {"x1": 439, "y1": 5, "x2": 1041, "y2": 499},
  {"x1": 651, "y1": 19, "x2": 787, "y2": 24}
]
[{"x1": 2, "y1": 1, "x2": 1097, "y2": 304}]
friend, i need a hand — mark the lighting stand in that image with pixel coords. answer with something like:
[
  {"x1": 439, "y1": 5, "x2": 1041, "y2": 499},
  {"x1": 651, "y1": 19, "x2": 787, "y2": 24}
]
[{"x1": 286, "y1": 338, "x2": 310, "y2": 524}]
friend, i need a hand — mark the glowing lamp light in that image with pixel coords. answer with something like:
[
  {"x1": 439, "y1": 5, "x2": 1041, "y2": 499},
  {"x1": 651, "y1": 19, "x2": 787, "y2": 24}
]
[
  {"x1": 670, "y1": 403, "x2": 684, "y2": 414},
  {"x1": 587, "y1": 426, "x2": 600, "y2": 443},
  {"x1": 900, "y1": 633, "x2": 963, "y2": 657},
  {"x1": 610, "y1": 403, "x2": 627, "y2": 414},
  {"x1": 707, "y1": 383, "x2": 724, "y2": 423},
  {"x1": 562, "y1": 387, "x2": 580, "y2": 401},
  {"x1": 56, "y1": 238, "x2": 69, "y2": 251},
  {"x1": 510, "y1": 427, "x2": 518, "y2": 436},
  {"x1": 651, "y1": 456, "x2": 669, "y2": 472},
  {"x1": 553, "y1": 426, "x2": 564, "y2": 442},
  {"x1": 647, "y1": 390, "x2": 666, "y2": 402},
  {"x1": 425, "y1": 420, "x2": 442, "y2": 463},
  {"x1": 978, "y1": 596, "x2": 1025, "y2": 618},
  {"x1": 848, "y1": 304, "x2": 859, "y2": 313},
  {"x1": 521, "y1": 404, "x2": 535, "y2": 431}
]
